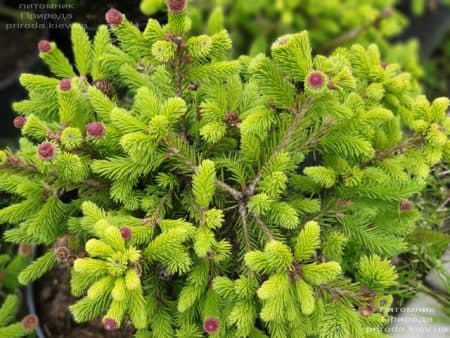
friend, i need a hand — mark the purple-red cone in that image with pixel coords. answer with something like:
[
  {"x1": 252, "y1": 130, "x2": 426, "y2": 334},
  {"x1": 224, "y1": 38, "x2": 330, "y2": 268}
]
[
  {"x1": 86, "y1": 122, "x2": 106, "y2": 139},
  {"x1": 13, "y1": 116, "x2": 27, "y2": 129},
  {"x1": 103, "y1": 318, "x2": 118, "y2": 331},
  {"x1": 59, "y1": 78, "x2": 72, "y2": 91},
  {"x1": 105, "y1": 8, "x2": 123, "y2": 26},
  {"x1": 120, "y1": 226, "x2": 132, "y2": 240},
  {"x1": 9, "y1": 155, "x2": 21, "y2": 166},
  {"x1": 38, "y1": 142, "x2": 56, "y2": 160},
  {"x1": 167, "y1": 0, "x2": 186, "y2": 13},
  {"x1": 203, "y1": 317, "x2": 220, "y2": 334},
  {"x1": 38, "y1": 40, "x2": 51, "y2": 53},
  {"x1": 307, "y1": 71, "x2": 326, "y2": 89},
  {"x1": 21, "y1": 314, "x2": 39, "y2": 331},
  {"x1": 400, "y1": 200, "x2": 412, "y2": 212}
]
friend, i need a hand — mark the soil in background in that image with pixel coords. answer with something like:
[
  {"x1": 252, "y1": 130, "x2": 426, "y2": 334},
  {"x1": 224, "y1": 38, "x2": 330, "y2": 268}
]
[{"x1": 35, "y1": 264, "x2": 134, "y2": 338}]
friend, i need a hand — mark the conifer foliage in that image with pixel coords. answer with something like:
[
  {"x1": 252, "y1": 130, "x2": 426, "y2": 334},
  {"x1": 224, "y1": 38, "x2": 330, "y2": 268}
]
[
  {"x1": 0, "y1": 0, "x2": 449, "y2": 337},
  {"x1": 0, "y1": 295, "x2": 39, "y2": 337}
]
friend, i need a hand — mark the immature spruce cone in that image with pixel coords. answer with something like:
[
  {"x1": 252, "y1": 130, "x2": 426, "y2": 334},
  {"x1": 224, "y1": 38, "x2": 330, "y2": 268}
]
[
  {"x1": 105, "y1": 8, "x2": 123, "y2": 26},
  {"x1": 119, "y1": 226, "x2": 132, "y2": 240},
  {"x1": 400, "y1": 199, "x2": 413, "y2": 212},
  {"x1": 94, "y1": 79, "x2": 114, "y2": 98},
  {"x1": 21, "y1": 314, "x2": 39, "y2": 331},
  {"x1": 225, "y1": 112, "x2": 241, "y2": 128},
  {"x1": 13, "y1": 116, "x2": 27, "y2": 129},
  {"x1": 103, "y1": 318, "x2": 118, "y2": 331},
  {"x1": 38, "y1": 142, "x2": 56, "y2": 160},
  {"x1": 59, "y1": 78, "x2": 72, "y2": 92},
  {"x1": 203, "y1": 317, "x2": 220, "y2": 334},
  {"x1": 307, "y1": 71, "x2": 326, "y2": 89},
  {"x1": 9, "y1": 155, "x2": 22, "y2": 166},
  {"x1": 86, "y1": 122, "x2": 106, "y2": 139},
  {"x1": 38, "y1": 40, "x2": 51, "y2": 53},
  {"x1": 167, "y1": 0, "x2": 186, "y2": 13}
]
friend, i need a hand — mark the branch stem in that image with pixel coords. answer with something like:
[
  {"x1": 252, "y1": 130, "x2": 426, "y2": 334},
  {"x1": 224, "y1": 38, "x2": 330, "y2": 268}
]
[
  {"x1": 164, "y1": 136, "x2": 243, "y2": 201},
  {"x1": 239, "y1": 202, "x2": 252, "y2": 252},
  {"x1": 253, "y1": 213, "x2": 274, "y2": 241},
  {"x1": 216, "y1": 179, "x2": 244, "y2": 201},
  {"x1": 317, "y1": 7, "x2": 393, "y2": 54},
  {"x1": 245, "y1": 98, "x2": 314, "y2": 197}
]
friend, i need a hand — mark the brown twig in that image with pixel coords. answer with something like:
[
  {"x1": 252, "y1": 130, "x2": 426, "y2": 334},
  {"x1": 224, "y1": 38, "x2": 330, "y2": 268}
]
[
  {"x1": 252, "y1": 213, "x2": 275, "y2": 241},
  {"x1": 164, "y1": 137, "x2": 244, "y2": 201},
  {"x1": 370, "y1": 134, "x2": 422, "y2": 165},
  {"x1": 216, "y1": 179, "x2": 244, "y2": 201},
  {"x1": 239, "y1": 202, "x2": 252, "y2": 252}
]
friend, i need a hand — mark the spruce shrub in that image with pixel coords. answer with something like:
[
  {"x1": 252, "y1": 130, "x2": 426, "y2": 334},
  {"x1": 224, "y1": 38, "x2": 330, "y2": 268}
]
[{"x1": 0, "y1": 0, "x2": 449, "y2": 336}]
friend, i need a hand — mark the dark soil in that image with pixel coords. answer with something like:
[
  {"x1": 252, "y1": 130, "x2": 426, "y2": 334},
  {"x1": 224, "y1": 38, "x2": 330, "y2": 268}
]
[{"x1": 35, "y1": 264, "x2": 134, "y2": 338}]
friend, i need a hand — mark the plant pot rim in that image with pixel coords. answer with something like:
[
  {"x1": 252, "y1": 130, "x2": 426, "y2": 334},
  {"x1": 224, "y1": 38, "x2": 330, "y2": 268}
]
[{"x1": 25, "y1": 246, "x2": 45, "y2": 338}]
